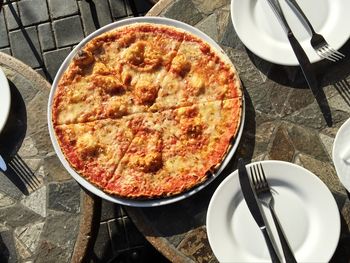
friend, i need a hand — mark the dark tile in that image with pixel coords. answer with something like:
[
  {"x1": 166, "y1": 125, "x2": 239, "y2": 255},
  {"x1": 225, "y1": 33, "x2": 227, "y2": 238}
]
[
  {"x1": 52, "y1": 15, "x2": 84, "y2": 47},
  {"x1": 38, "y1": 23, "x2": 55, "y2": 51},
  {"x1": 268, "y1": 124, "x2": 295, "y2": 162},
  {"x1": 100, "y1": 200, "x2": 124, "y2": 222},
  {"x1": 48, "y1": 0, "x2": 78, "y2": 19},
  {"x1": 43, "y1": 47, "x2": 71, "y2": 80},
  {"x1": 79, "y1": 0, "x2": 113, "y2": 35},
  {"x1": 162, "y1": 0, "x2": 203, "y2": 26},
  {"x1": 134, "y1": 0, "x2": 153, "y2": 14},
  {"x1": 109, "y1": 218, "x2": 128, "y2": 252},
  {"x1": 43, "y1": 154, "x2": 71, "y2": 182},
  {"x1": 0, "y1": 205, "x2": 42, "y2": 228},
  {"x1": 48, "y1": 180, "x2": 81, "y2": 213},
  {"x1": 125, "y1": 0, "x2": 135, "y2": 16},
  {"x1": 92, "y1": 222, "x2": 114, "y2": 261},
  {"x1": 40, "y1": 212, "x2": 79, "y2": 249},
  {"x1": 287, "y1": 124, "x2": 329, "y2": 161},
  {"x1": 18, "y1": 0, "x2": 49, "y2": 26},
  {"x1": 0, "y1": 12, "x2": 9, "y2": 48},
  {"x1": 111, "y1": 245, "x2": 170, "y2": 263},
  {"x1": 109, "y1": 0, "x2": 127, "y2": 19},
  {"x1": 9, "y1": 26, "x2": 42, "y2": 68},
  {"x1": 0, "y1": 230, "x2": 17, "y2": 263},
  {"x1": 124, "y1": 217, "x2": 146, "y2": 247}
]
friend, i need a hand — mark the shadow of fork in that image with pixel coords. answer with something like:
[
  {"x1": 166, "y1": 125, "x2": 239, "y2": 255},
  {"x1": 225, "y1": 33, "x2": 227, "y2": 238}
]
[
  {"x1": 334, "y1": 79, "x2": 350, "y2": 106},
  {"x1": 1, "y1": 154, "x2": 41, "y2": 195}
]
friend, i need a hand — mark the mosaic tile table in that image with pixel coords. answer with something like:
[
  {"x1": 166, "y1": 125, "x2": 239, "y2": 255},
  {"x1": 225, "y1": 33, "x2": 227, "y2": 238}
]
[
  {"x1": 122, "y1": 0, "x2": 350, "y2": 262},
  {"x1": 0, "y1": 52, "x2": 98, "y2": 263}
]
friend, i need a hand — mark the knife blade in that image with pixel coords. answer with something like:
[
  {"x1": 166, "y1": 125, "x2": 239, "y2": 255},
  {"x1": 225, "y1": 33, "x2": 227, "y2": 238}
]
[
  {"x1": 265, "y1": 0, "x2": 320, "y2": 99},
  {"x1": 238, "y1": 158, "x2": 281, "y2": 263}
]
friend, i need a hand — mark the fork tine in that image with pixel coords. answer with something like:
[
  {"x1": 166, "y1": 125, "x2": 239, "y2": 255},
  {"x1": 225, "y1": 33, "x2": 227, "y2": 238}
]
[
  {"x1": 318, "y1": 45, "x2": 345, "y2": 62},
  {"x1": 259, "y1": 163, "x2": 269, "y2": 188},
  {"x1": 328, "y1": 46, "x2": 345, "y2": 58},
  {"x1": 324, "y1": 46, "x2": 344, "y2": 60},
  {"x1": 250, "y1": 166, "x2": 257, "y2": 187},
  {"x1": 317, "y1": 47, "x2": 337, "y2": 62}
]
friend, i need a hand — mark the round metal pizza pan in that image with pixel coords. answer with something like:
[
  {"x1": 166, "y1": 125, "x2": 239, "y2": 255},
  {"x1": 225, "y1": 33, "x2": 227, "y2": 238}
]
[{"x1": 47, "y1": 16, "x2": 246, "y2": 207}]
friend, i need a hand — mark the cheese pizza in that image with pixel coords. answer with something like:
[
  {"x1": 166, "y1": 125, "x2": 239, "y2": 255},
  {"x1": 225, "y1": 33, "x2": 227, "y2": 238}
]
[{"x1": 52, "y1": 23, "x2": 243, "y2": 199}]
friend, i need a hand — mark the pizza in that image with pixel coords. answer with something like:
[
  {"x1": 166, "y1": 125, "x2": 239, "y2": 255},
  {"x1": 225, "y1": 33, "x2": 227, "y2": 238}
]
[{"x1": 51, "y1": 23, "x2": 243, "y2": 199}]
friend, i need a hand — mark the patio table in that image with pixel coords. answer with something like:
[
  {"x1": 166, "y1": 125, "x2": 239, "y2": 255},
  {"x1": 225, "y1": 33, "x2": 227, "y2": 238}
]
[
  {"x1": 122, "y1": 0, "x2": 350, "y2": 262},
  {"x1": 0, "y1": 52, "x2": 99, "y2": 263}
]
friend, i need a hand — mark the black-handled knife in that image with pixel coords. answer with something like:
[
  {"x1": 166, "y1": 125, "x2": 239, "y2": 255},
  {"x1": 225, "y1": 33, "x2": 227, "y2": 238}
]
[
  {"x1": 266, "y1": 0, "x2": 320, "y2": 99},
  {"x1": 238, "y1": 158, "x2": 281, "y2": 263}
]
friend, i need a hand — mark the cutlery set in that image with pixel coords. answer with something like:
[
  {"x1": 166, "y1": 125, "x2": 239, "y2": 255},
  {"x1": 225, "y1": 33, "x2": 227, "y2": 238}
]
[
  {"x1": 238, "y1": 159, "x2": 297, "y2": 262},
  {"x1": 265, "y1": 0, "x2": 345, "y2": 104},
  {"x1": 269, "y1": 0, "x2": 345, "y2": 61}
]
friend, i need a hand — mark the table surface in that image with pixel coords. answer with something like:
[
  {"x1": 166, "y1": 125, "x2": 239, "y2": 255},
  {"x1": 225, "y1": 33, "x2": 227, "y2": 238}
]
[
  {"x1": 0, "y1": 53, "x2": 97, "y2": 263},
  {"x1": 124, "y1": 0, "x2": 350, "y2": 262}
]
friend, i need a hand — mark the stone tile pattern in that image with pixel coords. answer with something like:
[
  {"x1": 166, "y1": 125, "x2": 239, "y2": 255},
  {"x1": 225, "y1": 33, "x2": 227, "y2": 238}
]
[
  {"x1": 0, "y1": 0, "x2": 151, "y2": 81},
  {"x1": 0, "y1": 65, "x2": 81, "y2": 263},
  {"x1": 124, "y1": 0, "x2": 350, "y2": 262}
]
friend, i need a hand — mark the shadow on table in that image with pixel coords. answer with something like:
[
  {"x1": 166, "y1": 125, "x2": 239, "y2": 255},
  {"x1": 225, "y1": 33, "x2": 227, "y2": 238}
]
[
  {"x1": 127, "y1": 88, "x2": 257, "y2": 238},
  {"x1": 0, "y1": 234, "x2": 10, "y2": 263},
  {"x1": 330, "y1": 191, "x2": 350, "y2": 262},
  {"x1": 247, "y1": 37, "x2": 350, "y2": 127},
  {"x1": 0, "y1": 80, "x2": 36, "y2": 196}
]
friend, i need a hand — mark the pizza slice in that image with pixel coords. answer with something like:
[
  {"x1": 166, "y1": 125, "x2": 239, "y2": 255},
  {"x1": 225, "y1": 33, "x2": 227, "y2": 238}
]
[
  {"x1": 157, "y1": 98, "x2": 242, "y2": 194},
  {"x1": 151, "y1": 36, "x2": 242, "y2": 111},
  {"x1": 53, "y1": 24, "x2": 185, "y2": 125},
  {"x1": 54, "y1": 114, "x2": 144, "y2": 189},
  {"x1": 103, "y1": 24, "x2": 184, "y2": 110},
  {"x1": 105, "y1": 98, "x2": 242, "y2": 198}
]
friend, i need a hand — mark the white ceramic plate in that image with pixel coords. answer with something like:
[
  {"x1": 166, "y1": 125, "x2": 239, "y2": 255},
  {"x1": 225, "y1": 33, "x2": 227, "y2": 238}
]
[
  {"x1": 333, "y1": 118, "x2": 350, "y2": 192},
  {"x1": 207, "y1": 160, "x2": 340, "y2": 262},
  {"x1": 47, "y1": 17, "x2": 245, "y2": 207},
  {"x1": 0, "y1": 67, "x2": 11, "y2": 134},
  {"x1": 230, "y1": 0, "x2": 350, "y2": 65}
]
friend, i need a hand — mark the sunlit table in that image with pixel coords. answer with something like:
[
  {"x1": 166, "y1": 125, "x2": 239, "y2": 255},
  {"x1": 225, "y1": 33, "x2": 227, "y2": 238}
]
[{"x1": 123, "y1": 0, "x2": 350, "y2": 262}]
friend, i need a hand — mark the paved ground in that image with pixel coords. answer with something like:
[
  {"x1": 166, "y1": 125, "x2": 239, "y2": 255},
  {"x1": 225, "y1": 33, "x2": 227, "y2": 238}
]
[{"x1": 0, "y1": 0, "x2": 169, "y2": 262}]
